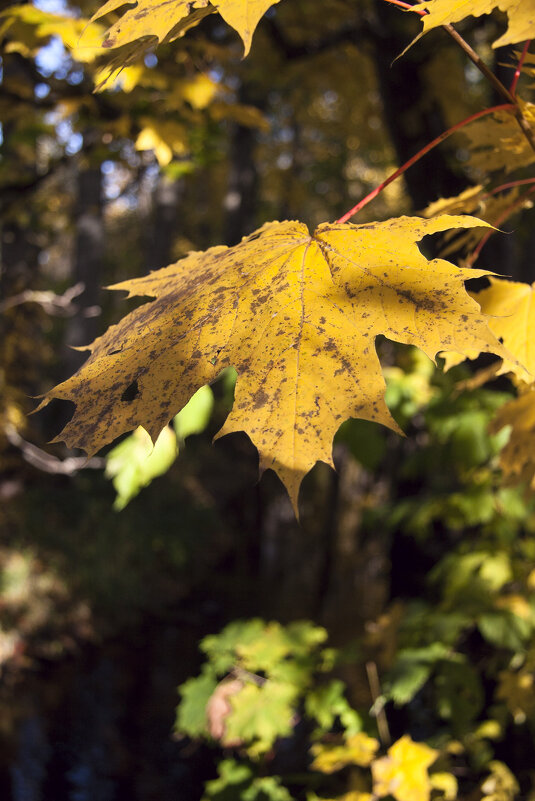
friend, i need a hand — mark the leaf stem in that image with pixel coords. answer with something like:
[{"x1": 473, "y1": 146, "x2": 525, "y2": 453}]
[
  {"x1": 510, "y1": 39, "x2": 531, "y2": 96},
  {"x1": 466, "y1": 185, "x2": 535, "y2": 266},
  {"x1": 336, "y1": 104, "x2": 515, "y2": 223},
  {"x1": 484, "y1": 177, "x2": 535, "y2": 198},
  {"x1": 381, "y1": 0, "x2": 425, "y2": 16}
]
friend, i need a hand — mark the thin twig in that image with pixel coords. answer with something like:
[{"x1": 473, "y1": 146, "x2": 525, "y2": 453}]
[
  {"x1": 5, "y1": 425, "x2": 105, "y2": 475},
  {"x1": 0, "y1": 283, "x2": 85, "y2": 315},
  {"x1": 336, "y1": 103, "x2": 514, "y2": 223},
  {"x1": 366, "y1": 661, "x2": 391, "y2": 746}
]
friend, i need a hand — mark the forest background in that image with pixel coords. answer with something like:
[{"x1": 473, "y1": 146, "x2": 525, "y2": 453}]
[{"x1": 2, "y1": 0, "x2": 535, "y2": 798}]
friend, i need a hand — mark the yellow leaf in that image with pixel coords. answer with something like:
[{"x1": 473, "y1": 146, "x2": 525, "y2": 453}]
[
  {"x1": 480, "y1": 761, "x2": 519, "y2": 801},
  {"x1": 429, "y1": 772, "x2": 458, "y2": 801},
  {"x1": 180, "y1": 74, "x2": 218, "y2": 110},
  {"x1": 490, "y1": 387, "x2": 535, "y2": 490},
  {"x1": 42, "y1": 215, "x2": 507, "y2": 514},
  {"x1": 441, "y1": 278, "x2": 535, "y2": 381},
  {"x1": 210, "y1": 101, "x2": 270, "y2": 130},
  {"x1": 371, "y1": 735, "x2": 438, "y2": 801},
  {"x1": 413, "y1": 0, "x2": 535, "y2": 49},
  {"x1": 91, "y1": 0, "x2": 279, "y2": 58},
  {"x1": 463, "y1": 101, "x2": 535, "y2": 174},
  {"x1": 497, "y1": 667, "x2": 535, "y2": 723},
  {"x1": 422, "y1": 185, "x2": 532, "y2": 258},
  {"x1": 311, "y1": 733, "x2": 380, "y2": 773},
  {"x1": 1, "y1": 5, "x2": 106, "y2": 62},
  {"x1": 135, "y1": 120, "x2": 188, "y2": 166}
]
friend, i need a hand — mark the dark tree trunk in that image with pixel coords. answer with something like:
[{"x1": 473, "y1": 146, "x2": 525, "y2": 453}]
[
  {"x1": 224, "y1": 85, "x2": 263, "y2": 246},
  {"x1": 370, "y1": 1, "x2": 469, "y2": 208},
  {"x1": 146, "y1": 174, "x2": 183, "y2": 271},
  {"x1": 63, "y1": 151, "x2": 104, "y2": 378}
]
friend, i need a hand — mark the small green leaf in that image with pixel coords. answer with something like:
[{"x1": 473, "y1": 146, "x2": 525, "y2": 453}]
[
  {"x1": 173, "y1": 384, "x2": 214, "y2": 441},
  {"x1": 176, "y1": 666, "x2": 218, "y2": 737},
  {"x1": 105, "y1": 425, "x2": 178, "y2": 510}
]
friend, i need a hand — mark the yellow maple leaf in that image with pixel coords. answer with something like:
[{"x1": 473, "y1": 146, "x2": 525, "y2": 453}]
[
  {"x1": 41, "y1": 215, "x2": 507, "y2": 514},
  {"x1": 490, "y1": 386, "x2": 535, "y2": 490},
  {"x1": 413, "y1": 0, "x2": 535, "y2": 49},
  {"x1": 441, "y1": 278, "x2": 535, "y2": 380},
  {"x1": 372, "y1": 735, "x2": 438, "y2": 801},
  {"x1": 91, "y1": 0, "x2": 279, "y2": 57},
  {"x1": 311, "y1": 732, "x2": 380, "y2": 773}
]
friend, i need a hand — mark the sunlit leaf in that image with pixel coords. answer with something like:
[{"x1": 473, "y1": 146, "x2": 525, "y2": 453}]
[
  {"x1": 413, "y1": 0, "x2": 535, "y2": 48},
  {"x1": 371, "y1": 735, "x2": 438, "y2": 801},
  {"x1": 42, "y1": 215, "x2": 508, "y2": 514}
]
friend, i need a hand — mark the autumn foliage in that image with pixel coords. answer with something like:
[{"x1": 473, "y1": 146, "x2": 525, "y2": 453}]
[{"x1": 2, "y1": 0, "x2": 535, "y2": 796}]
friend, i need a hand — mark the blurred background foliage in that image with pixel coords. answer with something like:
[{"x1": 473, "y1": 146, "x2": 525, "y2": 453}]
[{"x1": 1, "y1": 0, "x2": 535, "y2": 797}]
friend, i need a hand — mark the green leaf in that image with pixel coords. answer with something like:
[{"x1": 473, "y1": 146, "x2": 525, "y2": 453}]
[
  {"x1": 203, "y1": 759, "x2": 254, "y2": 801},
  {"x1": 105, "y1": 425, "x2": 178, "y2": 510},
  {"x1": 225, "y1": 681, "x2": 298, "y2": 754},
  {"x1": 242, "y1": 777, "x2": 294, "y2": 801},
  {"x1": 176, "y1": 666, "x2": 218, "y2": 737},
  {"x1": 173, "y1": 384, "x2": 214, "y2": 441},
  {"x1": 305, "y1": 679, "x2": 361, "y2": 734},
  {"x1": 478, "y1": 611, "x2": 531, "y2": 651}
]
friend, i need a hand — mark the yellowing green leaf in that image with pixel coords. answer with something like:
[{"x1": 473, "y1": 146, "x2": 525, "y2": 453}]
[
  {"x1": 311, "y1": 732, "x2": 379, "y2": 773},
  {"x1": 224, "y1": 680, "x2": 298, "y2": 754},
  {"x1": 42, "y1": 215, "x2": 508, "y2": 514},
  {"x1": 105, "y1": 424, "x2": 178, "y2": 509},
  {"x1": 371, "y1": 735, "x2": 438, "y2": 801},
  {"x1": 173, "y1": 384, "x2": 214, "y2": 441},
  {"x1": 413, "y1": 0, "x2": 535, "y2": 48}
]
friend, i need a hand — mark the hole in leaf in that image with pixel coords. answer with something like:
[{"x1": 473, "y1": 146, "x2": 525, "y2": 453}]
[{"x1": 121, "y1": 380, "x2": 139, "y2": 402}]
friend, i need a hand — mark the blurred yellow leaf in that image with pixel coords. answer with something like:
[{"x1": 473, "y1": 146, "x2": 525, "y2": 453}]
[
  {"x1": 135, "y1": 120, "x2": 187, "y2": 166},
  {"x1": 180, "y1": 74, "x2": 218, "y2": 109},
  {"x1": 311, "y1": 733, "x2": 380, "y2": 773},
  {"x1": 481, "y1": 761, "x2": 519, "y2": 801},
  {"x1": 429, "y1": 771, "x2": 458, "y2": 800},
  {"x1": 497, "y1": 668, "x2": 535, "y2": 723},
  {"x1": 372, "y1": 735, "x2": 438, "y2": 801},
  {"x1": 490, "y1": 387, "x2": 535, "y2": 490}
]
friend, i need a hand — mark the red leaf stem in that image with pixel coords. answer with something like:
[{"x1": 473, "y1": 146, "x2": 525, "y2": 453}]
[
  {"x1": 510, "y1": 40, "x2": 531, "y2": 96},
  {"x1": 335, "y1": 104, "x2": 515, "y2": 224}
]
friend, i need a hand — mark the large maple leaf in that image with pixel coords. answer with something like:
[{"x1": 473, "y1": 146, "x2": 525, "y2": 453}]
[
  {"x1": 42, "y1": 215, "x2": 507, "y2": 513},
  {"x1": 413, "y1": 0, "x2": 535, "y2": 48},
  {"x1": 91, "y1": 0, "x2": 279, "y2": 56}
]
